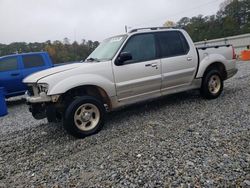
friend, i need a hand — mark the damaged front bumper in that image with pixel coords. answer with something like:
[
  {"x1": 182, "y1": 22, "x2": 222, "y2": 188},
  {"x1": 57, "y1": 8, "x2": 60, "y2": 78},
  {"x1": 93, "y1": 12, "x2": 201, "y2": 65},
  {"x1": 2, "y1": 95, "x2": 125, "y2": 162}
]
[
  {"x1": 25, "y1": 91, "x2": 60, "y2": 103},
  {"x1": 28, "y1": 102, "x2": 60, "y2": 121},
  {"x1": 25, "y1": 90, "x2": 61, "y2": 121}
]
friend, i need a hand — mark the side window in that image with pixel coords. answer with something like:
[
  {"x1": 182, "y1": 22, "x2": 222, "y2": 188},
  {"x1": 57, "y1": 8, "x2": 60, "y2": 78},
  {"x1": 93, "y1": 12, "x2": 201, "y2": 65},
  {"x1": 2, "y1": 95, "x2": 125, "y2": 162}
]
[
  {"x1": 121, "y1": 34, "x2": 156, "y2": 63},
  {"x1": 157, "y1": 31, "x2": 189, "y2": 58},
  {"x1": 0, "y1": 57, "x2": 18, "y2": 72},
  {"x1": 23, "y1": 55, "x2": 45, "y2": 68}
]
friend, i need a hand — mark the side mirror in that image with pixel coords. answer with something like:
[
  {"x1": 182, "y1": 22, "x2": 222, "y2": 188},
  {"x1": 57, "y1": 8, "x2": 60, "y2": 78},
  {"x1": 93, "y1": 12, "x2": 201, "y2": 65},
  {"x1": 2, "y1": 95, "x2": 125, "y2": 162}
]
[{"x1": 115, "y1": 52, "x2": 132, "y2": 65}]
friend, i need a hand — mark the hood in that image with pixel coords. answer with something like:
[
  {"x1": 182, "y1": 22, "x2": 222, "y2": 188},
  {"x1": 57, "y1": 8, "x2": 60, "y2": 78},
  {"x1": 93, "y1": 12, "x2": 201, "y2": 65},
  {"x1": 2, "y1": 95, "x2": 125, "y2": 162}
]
[{"x1": 23, "y1": 63, "x2": 82, "y2": 83}]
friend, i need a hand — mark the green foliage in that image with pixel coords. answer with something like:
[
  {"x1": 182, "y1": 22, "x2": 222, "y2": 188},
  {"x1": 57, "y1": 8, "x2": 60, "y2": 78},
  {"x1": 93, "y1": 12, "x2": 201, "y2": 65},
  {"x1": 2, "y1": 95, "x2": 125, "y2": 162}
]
[
  {"x1": 176, "y1": 0, "x2": 250, "y2": 42},
  {"x1": 0, "y1": 39, "x2": 99, "y2": 64}
]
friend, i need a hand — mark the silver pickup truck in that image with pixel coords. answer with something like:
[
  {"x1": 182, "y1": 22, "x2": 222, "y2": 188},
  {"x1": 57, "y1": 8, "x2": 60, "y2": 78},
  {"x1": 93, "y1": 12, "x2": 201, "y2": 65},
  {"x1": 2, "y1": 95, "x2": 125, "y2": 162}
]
[{"x1": 23, "y1": 27, "x2": 237, "y2": 138}]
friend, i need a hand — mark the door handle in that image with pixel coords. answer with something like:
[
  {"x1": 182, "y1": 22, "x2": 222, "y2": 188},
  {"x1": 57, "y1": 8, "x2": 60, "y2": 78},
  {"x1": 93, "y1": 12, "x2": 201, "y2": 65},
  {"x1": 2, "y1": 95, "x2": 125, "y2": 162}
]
[
  {"x1": 145, "y1": 63, "x2": 158, "y2": 68},
  {"x1": 151, "y1": 63, "x2": 158, "y2": 67},
  {"x1": 11, "y1": 73, "x2": 20, "y2": 76},
  {"x1": 187, "y1": 57, "x2": 192, "y2": 61}
]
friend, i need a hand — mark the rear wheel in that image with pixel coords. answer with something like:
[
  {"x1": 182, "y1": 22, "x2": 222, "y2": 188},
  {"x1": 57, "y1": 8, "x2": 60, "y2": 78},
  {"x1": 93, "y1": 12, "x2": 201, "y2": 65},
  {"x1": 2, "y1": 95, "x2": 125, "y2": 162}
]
[
  {"x1": 63, "y1": 96, "x2": 105, "y2": 138},
  {"x1": 201, "y1": 69, "x2": 224, "y2": 99}
]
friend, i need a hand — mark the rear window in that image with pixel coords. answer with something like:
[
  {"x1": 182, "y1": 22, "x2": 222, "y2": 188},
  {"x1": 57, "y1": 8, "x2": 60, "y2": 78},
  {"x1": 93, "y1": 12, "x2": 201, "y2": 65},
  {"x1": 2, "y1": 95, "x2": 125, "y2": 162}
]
[
  {"x1": 157, "y1": 31, "x2": 190, "y2": 58},
  {"x1": 0, "y1": 57, "x2": 18, "y2": 72},
  {"x1": 22, "y1": 55, "x2": 45, "y2": 68}
]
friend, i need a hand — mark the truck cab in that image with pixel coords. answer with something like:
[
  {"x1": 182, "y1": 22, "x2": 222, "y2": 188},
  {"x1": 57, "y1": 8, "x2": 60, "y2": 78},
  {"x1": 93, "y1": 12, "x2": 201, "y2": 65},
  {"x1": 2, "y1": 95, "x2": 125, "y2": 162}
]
[{"x1": 0, "y1": 52, "x2": 54, "y2": 98}]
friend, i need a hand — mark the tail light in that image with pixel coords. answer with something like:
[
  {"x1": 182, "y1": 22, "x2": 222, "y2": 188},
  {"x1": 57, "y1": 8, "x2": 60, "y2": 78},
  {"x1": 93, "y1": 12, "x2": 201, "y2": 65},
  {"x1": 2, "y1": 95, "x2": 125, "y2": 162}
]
[{"x1": 232, "y1": 46, "x2": 237, "y2": 59}]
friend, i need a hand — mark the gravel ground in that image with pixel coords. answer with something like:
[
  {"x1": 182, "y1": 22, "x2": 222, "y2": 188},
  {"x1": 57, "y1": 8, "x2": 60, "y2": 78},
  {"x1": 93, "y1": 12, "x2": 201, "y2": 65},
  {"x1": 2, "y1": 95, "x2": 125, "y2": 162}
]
[{"x1": 0, "y1": 61, "x2": 249, "y2": 187}]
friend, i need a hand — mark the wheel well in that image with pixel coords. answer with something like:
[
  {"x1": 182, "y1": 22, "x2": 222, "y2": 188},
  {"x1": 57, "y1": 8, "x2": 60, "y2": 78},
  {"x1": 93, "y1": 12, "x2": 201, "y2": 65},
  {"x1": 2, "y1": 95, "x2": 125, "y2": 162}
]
[
  {"x1": 204, "y1": 62, "x2": 227, "y2": 80},
  {"x1": 61, "y1": 85, "x2": 112, "y2": 110}
]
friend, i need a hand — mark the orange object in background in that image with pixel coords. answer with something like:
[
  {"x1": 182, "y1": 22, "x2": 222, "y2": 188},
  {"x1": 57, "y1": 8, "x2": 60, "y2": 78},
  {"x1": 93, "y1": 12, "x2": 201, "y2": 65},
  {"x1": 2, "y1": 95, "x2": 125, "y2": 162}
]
[{"x1": 241, "y1": 50, "x2": 250, "y2": 61}]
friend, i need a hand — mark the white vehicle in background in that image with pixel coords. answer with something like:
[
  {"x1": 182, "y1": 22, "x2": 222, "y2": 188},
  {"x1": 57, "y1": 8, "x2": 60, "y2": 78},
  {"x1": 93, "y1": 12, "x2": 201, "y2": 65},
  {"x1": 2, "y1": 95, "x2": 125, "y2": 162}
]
[{"x1": 23, "y1": 27, "x2": 237, "y2": 138}]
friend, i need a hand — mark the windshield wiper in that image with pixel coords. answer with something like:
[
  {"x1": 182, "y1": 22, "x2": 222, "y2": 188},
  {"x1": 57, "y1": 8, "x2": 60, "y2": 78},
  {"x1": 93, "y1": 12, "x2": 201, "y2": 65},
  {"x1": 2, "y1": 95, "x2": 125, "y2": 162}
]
[{"x1": 86, "y1": 57, "x2": 100, "y2": 62}]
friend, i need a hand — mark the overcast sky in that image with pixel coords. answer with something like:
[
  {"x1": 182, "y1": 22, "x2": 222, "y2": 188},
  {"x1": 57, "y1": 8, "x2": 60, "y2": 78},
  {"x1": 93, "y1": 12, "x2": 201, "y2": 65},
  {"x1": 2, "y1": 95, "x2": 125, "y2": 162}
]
[{"x1": 0, "y1": 0, "x2": 225, "y2": 44}]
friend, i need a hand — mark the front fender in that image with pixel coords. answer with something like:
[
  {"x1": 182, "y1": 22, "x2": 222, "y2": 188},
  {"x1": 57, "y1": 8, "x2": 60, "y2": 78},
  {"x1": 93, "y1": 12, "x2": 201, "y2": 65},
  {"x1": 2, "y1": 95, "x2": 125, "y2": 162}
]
[
  {"x1": 46, "y1": 74, "x2": 116, "y2": 97},
  {"x1": 196, "y1": 54, "x2": 227, "y2": 78}
]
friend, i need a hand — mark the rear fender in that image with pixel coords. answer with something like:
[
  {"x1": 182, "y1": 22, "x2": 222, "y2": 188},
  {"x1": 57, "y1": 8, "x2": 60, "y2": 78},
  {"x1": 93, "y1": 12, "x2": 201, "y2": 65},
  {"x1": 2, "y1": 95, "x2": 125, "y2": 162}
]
[{"x1": 196, "y1": 54, "x2": 227, "y2": 78}]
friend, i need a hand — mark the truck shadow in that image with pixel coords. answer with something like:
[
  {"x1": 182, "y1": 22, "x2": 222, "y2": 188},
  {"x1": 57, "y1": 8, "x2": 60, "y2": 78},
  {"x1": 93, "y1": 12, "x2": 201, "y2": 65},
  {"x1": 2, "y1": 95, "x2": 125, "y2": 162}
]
[
  {"x1": 32, "y1": 90, "x2": 202, "y2": 141},
  {"x1": 5, "y1": 86, "x2": 237, "y2": 152},
  {"x1": 105, "y1": 90, "x2": 201, "y2": 126},
  {"x1": 16, "y1": 87, "x2": 238, "y2": 142}
]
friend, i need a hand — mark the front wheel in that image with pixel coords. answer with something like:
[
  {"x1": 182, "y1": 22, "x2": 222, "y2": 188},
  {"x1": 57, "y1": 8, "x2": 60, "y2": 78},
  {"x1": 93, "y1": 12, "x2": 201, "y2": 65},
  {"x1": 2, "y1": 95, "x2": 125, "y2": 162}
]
[
  {"x1": 201, "y1": 69, "x2": 224, "y2": 99},
  {"x1": 63, "y1": 96, "x2": 106, "y2": 138}
]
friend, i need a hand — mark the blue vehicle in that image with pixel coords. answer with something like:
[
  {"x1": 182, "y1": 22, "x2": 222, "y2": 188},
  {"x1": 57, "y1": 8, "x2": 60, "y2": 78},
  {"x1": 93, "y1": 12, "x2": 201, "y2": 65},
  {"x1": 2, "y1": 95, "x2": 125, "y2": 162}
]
[{"x1": 0, "y1": 52, "x2": 56, "y2": 98}]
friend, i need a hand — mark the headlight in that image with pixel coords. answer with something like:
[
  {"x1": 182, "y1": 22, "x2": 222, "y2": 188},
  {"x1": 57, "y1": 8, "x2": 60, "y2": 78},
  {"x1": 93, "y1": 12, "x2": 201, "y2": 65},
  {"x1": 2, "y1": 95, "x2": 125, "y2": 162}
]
[{"x1": 38, "y1": 83, "x2": 49, "y2": 93}]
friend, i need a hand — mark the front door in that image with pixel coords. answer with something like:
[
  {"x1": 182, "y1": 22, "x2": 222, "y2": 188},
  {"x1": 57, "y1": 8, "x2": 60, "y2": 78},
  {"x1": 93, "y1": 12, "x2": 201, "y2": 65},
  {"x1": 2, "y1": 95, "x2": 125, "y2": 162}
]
[{"x1": 112, "y1": 33, "x2": 161, "y2": 103}]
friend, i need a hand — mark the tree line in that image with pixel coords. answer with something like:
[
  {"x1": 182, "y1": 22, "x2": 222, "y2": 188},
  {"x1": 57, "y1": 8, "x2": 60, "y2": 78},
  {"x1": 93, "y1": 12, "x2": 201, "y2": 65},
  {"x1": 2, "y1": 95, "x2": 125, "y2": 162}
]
[
  {"x1": 175, "y1": 0, "x2": 250, "y2": 42},
  {"x1": 0, "y1": 38, "x2": 99, "y2": 64},
  {"x1": 1, "y1": 0, "x2": 249, "y2": 62}
]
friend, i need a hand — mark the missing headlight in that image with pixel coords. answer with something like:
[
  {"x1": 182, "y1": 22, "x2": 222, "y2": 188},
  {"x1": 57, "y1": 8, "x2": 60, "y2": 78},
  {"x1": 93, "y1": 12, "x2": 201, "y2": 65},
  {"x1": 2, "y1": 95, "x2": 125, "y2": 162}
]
[{"x1": 38, "y1": 83, "x2": 49, "y2": 93}]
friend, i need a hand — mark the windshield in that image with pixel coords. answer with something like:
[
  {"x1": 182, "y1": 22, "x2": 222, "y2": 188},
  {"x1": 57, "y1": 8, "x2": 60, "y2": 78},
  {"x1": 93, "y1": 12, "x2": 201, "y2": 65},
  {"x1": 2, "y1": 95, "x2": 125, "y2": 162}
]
[{"x1": 86, "y1": 35, "x2": 127, "y2": 62}]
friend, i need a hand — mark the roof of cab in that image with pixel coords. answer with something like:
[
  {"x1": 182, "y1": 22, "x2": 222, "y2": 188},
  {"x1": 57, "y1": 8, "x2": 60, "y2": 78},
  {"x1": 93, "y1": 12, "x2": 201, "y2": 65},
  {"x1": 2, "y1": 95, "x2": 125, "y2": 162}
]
[
  {"x1": 0, "y1": 52, "x2": 47, "y2": 59},
  {"x1": 127, "y1": 27, "x2": 182, "y2": 35}
]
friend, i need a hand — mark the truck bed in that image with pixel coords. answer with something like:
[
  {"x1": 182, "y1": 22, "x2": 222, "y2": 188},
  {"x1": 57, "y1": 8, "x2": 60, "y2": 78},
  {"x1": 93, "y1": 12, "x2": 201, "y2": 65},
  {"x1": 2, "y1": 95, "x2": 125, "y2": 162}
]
[{"x1": 197, "y1": 45, "x2": 234, "y2": 61}]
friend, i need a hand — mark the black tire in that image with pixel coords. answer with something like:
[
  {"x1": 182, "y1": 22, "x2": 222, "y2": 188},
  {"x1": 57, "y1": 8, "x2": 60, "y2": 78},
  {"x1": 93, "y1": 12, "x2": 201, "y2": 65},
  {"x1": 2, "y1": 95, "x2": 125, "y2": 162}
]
[
  {"x1": 63, "y1": 96, "x2": 106, "y2": 138},
  {"x1": 201, "y1": 69, "x2": 224, "y2": 99}
]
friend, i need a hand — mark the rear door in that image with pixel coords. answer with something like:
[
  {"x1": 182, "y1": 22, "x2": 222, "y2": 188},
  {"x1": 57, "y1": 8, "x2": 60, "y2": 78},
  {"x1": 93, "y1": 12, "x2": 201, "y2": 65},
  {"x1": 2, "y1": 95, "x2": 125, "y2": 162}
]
[
  {"x1": 113, "y1": 33, "x2": 161, "y2": 103},
  {"x1": 0, "y1": 56, "x2": 23, "y2": 95},
  {"x1": 20, "y1": 54, "x2": 47, "y2": 90},
  {"x1": 156, "y1": 31, "x2": 197, "y2": 93}
]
